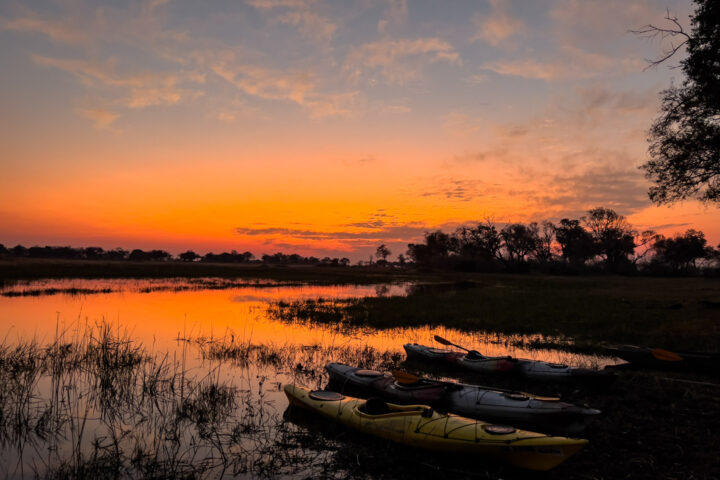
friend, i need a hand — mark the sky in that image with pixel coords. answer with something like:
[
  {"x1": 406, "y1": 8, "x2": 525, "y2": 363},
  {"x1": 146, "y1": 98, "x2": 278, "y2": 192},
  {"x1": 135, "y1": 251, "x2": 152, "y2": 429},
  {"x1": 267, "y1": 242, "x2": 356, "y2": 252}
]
[{"x1": 1, "y1": 0, "x2": 718, "y2": 261}]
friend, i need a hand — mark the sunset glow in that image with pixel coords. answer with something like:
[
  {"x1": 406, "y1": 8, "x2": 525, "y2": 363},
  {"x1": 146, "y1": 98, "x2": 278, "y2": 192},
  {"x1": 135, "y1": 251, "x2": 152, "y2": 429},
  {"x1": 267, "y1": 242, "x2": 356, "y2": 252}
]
[{"x1": 2, "y1": 0, "x2": 718, "y2": 260}]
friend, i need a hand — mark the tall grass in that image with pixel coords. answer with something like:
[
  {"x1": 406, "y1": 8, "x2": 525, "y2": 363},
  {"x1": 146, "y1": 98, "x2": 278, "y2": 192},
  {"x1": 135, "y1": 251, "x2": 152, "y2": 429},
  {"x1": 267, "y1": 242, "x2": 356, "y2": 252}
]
[{"x1": 0, "y1": 321, "x2": 361, "y2": 479}]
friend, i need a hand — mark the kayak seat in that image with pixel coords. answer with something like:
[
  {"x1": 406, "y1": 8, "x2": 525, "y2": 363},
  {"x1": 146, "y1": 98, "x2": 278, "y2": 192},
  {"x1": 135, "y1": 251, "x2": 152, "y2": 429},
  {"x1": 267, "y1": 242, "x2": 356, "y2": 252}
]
[
  {"x1": 361, "y1": 398, "x2": 391, "y2": 415},
  {"x1": 466, "y1": 351, "x2": 485, "y2": 360}
]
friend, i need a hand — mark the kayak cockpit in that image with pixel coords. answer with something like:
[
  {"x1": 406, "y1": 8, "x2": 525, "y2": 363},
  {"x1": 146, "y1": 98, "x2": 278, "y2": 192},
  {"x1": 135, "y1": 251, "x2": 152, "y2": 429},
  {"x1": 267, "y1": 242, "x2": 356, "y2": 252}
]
[{"x1": 355, "y1": 398, "x2": 433, "y2": 417}]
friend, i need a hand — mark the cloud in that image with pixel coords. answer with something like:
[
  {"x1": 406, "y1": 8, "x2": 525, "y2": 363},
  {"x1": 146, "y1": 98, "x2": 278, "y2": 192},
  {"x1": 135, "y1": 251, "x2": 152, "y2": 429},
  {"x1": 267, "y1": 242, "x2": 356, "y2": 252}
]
[
  {"x1": 247, "y1": 0, "x2": 336, "y2": 44},
  {"x1": 452, "y1": 149, "x2": 510, "y2": 164},
  {"x1": 1, "y1": 13, "x2": 87, "y2": 45},
  {"x1": 278, "y1": 10, "x2": 336, "y2": 43},
  {"x1": 482, "y1": 46, "x2": 644, "y2": 81},
  {"x1": 33, "y1": 55, "x2": 204, "y2": 109},
  {"x1": 76, "y1": 108, "x2": 119, "y2": 129},
  {"x1": 420, "y1": 179, "x2": 499, "y2": 202},
  {"x1": 549, "y1": 0, "x2": 692, "y2": 50},
  {"x1": 539, "y1": 167, "x2": 651, "y2": 214},
  {"x1": 210, "y1": 54, "x2": 356, "y2": 117},
  {"x1": 236, "y1": 210, "x2": 443, "y2": 251},
  {"x1": 345, "y1": 37, "x2": 461, "y2": 85},
  {"x1": 443, "y1": 110, "x2": 485, "y2": 136},
  {"x1": 341, "y1": 155, "x2": 377, "y2": 166},
  {"x1": 377, "y1": 0, "x2": 407, "y2": 34},
  {"x1": 236, "y1": 222, "x2": 431, "y2": 243},
  {"x1": 246, "y1": 0, "x2": 312, "y2": 9},
  {"x1": 470, "y1": 0, "x2": 525, "y2": 46}
]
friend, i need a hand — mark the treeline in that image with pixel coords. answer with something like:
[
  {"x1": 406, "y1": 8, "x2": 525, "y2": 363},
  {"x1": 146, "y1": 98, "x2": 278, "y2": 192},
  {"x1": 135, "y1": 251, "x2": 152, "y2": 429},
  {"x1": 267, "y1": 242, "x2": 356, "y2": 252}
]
[
  {"x1": 405, "y1": 207, "x2": 720, "y2": 275},
  {"x1": 2, "y1": 207, "x2": 718, "y2": 275},
  {"x1": 0, "y1": 245, "x2": 351, "y2": 267}
]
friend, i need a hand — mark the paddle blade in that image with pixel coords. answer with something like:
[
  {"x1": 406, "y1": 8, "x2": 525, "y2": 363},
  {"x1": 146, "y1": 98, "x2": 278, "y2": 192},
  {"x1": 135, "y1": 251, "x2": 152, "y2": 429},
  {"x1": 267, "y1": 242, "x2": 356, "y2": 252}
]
[
  {"x1": 392, "y1": 370, "x2": 420, "y2": 385},
  {"x1": 652, "y1": 348, "x2": 683, "y2": 362},
  {"x1": 433, "y1": 335, "x2": 453, "y2": 346}
]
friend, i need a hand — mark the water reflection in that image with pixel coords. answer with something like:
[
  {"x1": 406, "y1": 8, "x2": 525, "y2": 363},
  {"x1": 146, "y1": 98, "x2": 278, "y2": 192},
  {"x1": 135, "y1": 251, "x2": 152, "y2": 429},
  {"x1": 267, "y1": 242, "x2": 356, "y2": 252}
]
[{"x1": 0, "y1": 278, "x2": 621, "y2": 478}]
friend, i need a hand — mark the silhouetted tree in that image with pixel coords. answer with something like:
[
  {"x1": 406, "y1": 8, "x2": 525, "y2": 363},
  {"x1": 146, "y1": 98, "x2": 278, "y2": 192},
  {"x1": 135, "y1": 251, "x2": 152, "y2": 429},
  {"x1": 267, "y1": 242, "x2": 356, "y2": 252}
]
[
  {"x1": 179, "y1": 250, "x2": 200, "y2": 262},
  {"x1": 500, "y1": 223, "x2": 538, "y2": 265},
  {"x1": 407, "y1": 230, "x2": 456, "y2": 267},
  {"x1": 375, "y1": 244, "x2": 391, "y2": 262},
  {"x1": 531, "y1": 221, "x2": 555, "y2": 263},
  {"x1": 583, "y1": 208, "x2": 636, "y2": 271},
  {"x1": 454, "y1": 223, "x2": 503, "y2": 264},
  {"x1": 129, "y1": 249, "x2": 151, "y2": 261},
  {"x1": 83, "y1": 247, "x2": 105, "y2": 260},
  {"x1": 555, "y1": 219, "x2": 596, "y2": 267},
  {"x1": 652, "y1": 229, "x2": 712, "y2": 273},
  {"x1": 340, "y1": 257, "x2": 350, "y2": 266},
  {"x1": 635, "y1": 1, "x2": 720, "y2": 203},
  {"x1": 106, "y1": 248, "x2": 128, "y2": 260},
  {"x1": 0, "y1": 244, "x2": 7, "y2": 255}
]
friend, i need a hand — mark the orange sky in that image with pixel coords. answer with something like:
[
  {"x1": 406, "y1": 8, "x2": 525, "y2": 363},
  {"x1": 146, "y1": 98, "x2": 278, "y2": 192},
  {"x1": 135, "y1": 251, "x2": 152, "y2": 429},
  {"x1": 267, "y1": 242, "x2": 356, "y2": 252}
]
[{"x1": 1, "y1": 0, "x2": 718, "y2": 260}]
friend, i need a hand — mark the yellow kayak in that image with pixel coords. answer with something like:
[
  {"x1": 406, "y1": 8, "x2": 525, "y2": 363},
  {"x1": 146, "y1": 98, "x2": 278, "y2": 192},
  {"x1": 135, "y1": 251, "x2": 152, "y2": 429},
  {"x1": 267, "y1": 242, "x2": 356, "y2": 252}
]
[{"x1": 284, "y1": 385, "x2": 588, "y2": 471}]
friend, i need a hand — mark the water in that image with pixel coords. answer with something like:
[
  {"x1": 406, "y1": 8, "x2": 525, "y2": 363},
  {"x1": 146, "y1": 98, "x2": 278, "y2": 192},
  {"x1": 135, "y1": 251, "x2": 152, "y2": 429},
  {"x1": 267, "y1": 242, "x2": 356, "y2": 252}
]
[{"x1": 0, "y1": 278, "x2": 619, "y2": 478}]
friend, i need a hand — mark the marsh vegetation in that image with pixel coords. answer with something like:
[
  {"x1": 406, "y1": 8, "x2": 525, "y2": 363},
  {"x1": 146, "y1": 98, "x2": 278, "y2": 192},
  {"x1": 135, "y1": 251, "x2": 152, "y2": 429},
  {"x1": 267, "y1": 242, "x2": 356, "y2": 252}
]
[{"x1": 0, "y1": 278, "x2": 718, "y2": 479}]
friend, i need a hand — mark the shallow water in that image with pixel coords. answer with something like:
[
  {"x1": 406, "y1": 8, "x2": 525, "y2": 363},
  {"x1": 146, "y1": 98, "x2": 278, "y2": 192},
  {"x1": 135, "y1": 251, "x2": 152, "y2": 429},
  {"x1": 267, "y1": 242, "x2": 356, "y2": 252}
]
[{"x1": 0, "y1": 278, "x2": 620, "y2": 478}]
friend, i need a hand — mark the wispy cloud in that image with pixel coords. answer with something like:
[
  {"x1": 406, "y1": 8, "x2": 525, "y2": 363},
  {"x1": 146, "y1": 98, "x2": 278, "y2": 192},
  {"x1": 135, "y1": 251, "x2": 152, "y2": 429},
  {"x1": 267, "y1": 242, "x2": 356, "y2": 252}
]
[
  {"x1": 443, "y1": 110, "x2": 485, "y2": 137},
  {"x1": 2, "y1": 15, "x2": 84, "y2": 45},
  {"x1": 377, "y1": 0, "x2": 407, "y2": 34},
  {"x1": 345, "y1": 37, "x2": 460, "y2": 85},
  {"x1": 482, "y1": 46, "x2": 644, "y2": 81},
  {"x1": 246, "y1": 0, "x2": 312, "y2": 9},
  {"x1": 210, "y1": 54, "x2": 357, "y2": 117},
  {"x1": 76, "y1": 108, "x2": 120, "y2": 129},
  {"x1": 33, "y1": 55, "x2": 205, "y2": 109},
  {"x1": 247, "y1": 0, "x2": 336, "y2": 44},
  {"x1": 470, "y1": 0, "x2": 525, "y2": 46},
  {"x1": 278, "y1": 10, "x2": 336, "y2": 43}
]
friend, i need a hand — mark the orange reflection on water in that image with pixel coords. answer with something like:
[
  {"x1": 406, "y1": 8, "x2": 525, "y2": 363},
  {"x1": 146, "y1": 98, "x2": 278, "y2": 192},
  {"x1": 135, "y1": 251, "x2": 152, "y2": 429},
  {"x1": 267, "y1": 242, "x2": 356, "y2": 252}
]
[{"x1": 0, "y1": 279, "x2": 615, "y2": 368}]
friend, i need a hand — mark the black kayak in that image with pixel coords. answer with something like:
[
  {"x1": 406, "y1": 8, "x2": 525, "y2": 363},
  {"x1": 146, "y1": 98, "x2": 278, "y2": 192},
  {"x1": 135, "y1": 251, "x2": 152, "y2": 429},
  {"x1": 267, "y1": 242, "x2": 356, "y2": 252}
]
[
  {"x1": 326, "y1": 362, "x2": 601, "y2": 434},
  {"x1": 604, "y1": 344, "x2": 720, "y2": 373},
  {"x1": 405, "y1": 343, "x2": 614, "y2": 382}
]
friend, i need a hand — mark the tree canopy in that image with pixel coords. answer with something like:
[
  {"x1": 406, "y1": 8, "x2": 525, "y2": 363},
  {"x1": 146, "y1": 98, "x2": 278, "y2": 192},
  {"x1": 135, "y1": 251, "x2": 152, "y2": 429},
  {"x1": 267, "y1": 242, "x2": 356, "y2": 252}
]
[{"x1": 639, "y1": 1, "x2": 720, "y2": 204}]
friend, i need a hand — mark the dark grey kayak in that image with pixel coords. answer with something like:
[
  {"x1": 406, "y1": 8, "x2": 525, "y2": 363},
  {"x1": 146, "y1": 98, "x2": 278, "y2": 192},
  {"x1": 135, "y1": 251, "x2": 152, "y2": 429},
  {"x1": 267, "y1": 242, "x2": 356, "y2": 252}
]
[{"x1": 326, "y1": 362, "x2": 601, "y2": 434}]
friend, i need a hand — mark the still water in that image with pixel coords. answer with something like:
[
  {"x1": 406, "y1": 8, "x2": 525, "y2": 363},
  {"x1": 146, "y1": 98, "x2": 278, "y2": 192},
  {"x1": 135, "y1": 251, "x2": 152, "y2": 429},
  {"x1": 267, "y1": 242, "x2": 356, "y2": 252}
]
[{"x1": 0, "y1": 278, "x2": 617, "y2": 478}]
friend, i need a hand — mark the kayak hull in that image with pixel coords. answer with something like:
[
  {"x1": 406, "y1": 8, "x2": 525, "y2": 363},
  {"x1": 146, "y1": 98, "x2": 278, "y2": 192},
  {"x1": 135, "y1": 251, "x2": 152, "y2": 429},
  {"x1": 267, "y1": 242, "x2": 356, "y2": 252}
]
[
  {"x1": 284, "y1": 384, "x2": 588, "y2": 471},
  {"x1": 404, "y1": 343, "x2": 612, "y2": 382},
  {"x1": 326, "y1": 363, "x2": 600, "y2": 434}
]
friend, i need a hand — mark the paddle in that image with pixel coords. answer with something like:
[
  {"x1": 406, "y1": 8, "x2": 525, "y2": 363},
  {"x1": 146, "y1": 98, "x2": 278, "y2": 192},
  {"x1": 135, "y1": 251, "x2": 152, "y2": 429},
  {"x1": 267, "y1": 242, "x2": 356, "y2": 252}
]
[
  {"x1": 651, "y1": 348, "x2": 683, "y2": 362},
  {"x1": 433, "y1": 335, "x2": 484, "y2": 358}
]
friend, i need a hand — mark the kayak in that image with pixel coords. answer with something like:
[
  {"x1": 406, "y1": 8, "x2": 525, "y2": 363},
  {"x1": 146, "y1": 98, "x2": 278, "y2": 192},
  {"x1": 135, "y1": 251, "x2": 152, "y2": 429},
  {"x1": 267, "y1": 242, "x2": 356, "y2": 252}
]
[
  {"x1": 604, "y1": 344, "x2": 720, "y2": 372},
  {"x1": 404, "y1": 343, "x2": 611, "y2": 382},
  {"x1": 325, "y1": 363, "x2": 601, "y2": 434},
  {"x1": 404, "y1": 343, "x2": 517, "y2": 373},
  {"x1": 284, "y1": 384, "x2": 588, "y2": 471}
]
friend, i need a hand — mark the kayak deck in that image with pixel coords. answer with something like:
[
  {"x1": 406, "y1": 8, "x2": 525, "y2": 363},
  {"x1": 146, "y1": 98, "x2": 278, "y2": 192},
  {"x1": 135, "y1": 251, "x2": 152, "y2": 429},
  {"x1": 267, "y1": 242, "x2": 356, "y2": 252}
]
[{"x1": 285, "y1": 384, "x2": 588, "y2": 471}]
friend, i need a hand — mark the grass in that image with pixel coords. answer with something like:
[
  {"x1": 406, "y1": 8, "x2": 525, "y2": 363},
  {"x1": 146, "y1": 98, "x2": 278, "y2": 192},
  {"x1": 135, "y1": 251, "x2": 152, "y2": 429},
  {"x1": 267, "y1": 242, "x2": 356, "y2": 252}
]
[
  {"x1": 268, "y1": 274, "x2": 720, "y2": 352},
  {"x1": 0, "y1": 321, "x2": 354, "y2": 479},
  {"x1": 0, "y1": 319, "x2": 719, "y2": 479}
]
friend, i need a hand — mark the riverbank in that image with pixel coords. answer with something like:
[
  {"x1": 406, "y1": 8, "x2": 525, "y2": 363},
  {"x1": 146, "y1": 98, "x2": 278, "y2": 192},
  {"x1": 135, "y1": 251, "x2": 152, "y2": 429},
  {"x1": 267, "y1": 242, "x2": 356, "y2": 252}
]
[{"x1": 269, "y1": 275, "x2": 720, "y2": 352}]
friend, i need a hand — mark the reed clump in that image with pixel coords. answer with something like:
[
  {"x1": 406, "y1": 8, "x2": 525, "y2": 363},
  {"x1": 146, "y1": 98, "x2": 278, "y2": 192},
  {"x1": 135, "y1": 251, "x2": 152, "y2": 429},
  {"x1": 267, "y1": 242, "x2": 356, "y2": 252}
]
[{"x1": 0, "y1": 321, "x2": 353, "y2": 479}]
